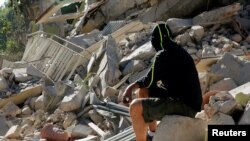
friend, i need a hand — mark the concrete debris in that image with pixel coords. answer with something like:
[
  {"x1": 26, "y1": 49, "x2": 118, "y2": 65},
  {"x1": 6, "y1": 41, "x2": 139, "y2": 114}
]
[
  {"x1": 72, "y1": 124, "x2": 95, "y2": 138},
  {"x1": 4, "y1": 125, "x2": 22, "y2": 139},
  {"x1": 166, "y1": 18, "x2": 193, "y2": 36},
  {"x1": 0, "y1": 114, "x2": 9, "y2": 136},
  {"x1": 1, "y1": 102, "x2": 21, "y2": 117},
  {"x1": 1, "y1": 1, "x2": 250, "y2": 141},
  {"x1": 193, "y1": 3, "x2": 242, "y2": 26},
  {"x1": 207, "y1": 112, "x2": 235, "y2": 125},
  {"x1": 209, "y1": 78, "x2": 237, "y2": 91},
  {"x1": 238, "y1": 101, "x2": 250, "y2": 124},
  {"x1": 153, "y1": 115, "x2": 207, "y2": 141},
  {"x1": 210, "y1": 53, "x2": 250, "y2": 85}
]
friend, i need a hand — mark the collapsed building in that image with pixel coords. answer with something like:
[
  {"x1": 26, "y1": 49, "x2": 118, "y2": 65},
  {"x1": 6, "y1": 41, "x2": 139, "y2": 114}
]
[{"x1": 1, "y1": 0, "x2": 250, "y2": 141}]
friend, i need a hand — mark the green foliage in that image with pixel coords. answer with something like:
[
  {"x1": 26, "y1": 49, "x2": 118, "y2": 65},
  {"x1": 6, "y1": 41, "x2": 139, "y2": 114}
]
[{"x1": 0, "y1": 1, "x2": 26, "y2": 61}]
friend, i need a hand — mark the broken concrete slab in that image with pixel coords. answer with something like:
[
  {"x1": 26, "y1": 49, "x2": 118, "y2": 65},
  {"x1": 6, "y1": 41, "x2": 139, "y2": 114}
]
[
  {"x1": 139, "y1": 0, "x2": 206, "y2": 23},
  {"x1": 59, "y1": 85, "x2": 87, "y2": 112},
  {"x1": 209, "y1": 78, "x2": 237, "y2": 91},
  {"x1": 210, "y1": 53, "x2": 250, "y2": 85},
  {"x1": 81, "y1": 21, "x2": 145, "y2": 68},
  {"x1": 97, "y1": 36, "x2": 121, "y2": 90},
  {"x1": 101, "y1": 0, "x2": 147, "y2": 20},
  {"x1": 153, "y1": 115, "x2": 207, "y2": 141},
  {"x1": 122, "y1": 60, "x2": 147, "y2": 76},
  {"x1": 193, "y1": 3, "x2": 242, "y2": 26},
  {"x1": 120, "y1": 41, "x2": 155, "y2": 68},
  {"x1": 166, "y1": 18, "x2": 193, "y2": 36},
  {"x1": 229, "y1": 82, "x2": 250, "y2": 98},
  {"x1": 42, "y1": 80, "x2": 73, "y2": 112},
  {"x1": 128, "y1": 67, "x2": 150, "y2": 84}
]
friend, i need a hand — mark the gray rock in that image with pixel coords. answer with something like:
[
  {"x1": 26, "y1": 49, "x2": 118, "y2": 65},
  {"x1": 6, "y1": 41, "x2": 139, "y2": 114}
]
[
  {"x1": 0, "y1": 114, "x2": 9, "y2": 136},
  {"x1": 63, "y1": 112, "x2": 77, "y2": 129},
  {"x1": 0, "y1": 76, "x2": 8, "y2": 91},
  {"x1": 88, "y1": 109, "x2": 104, "y2": 125},
  {"x1": 210, "y1": 53, "x2": 250, "y2": 85},
  {"x1": 209, "y1": 78, "x2": 237, "y2": 91},
  {"x1": 72, "y1": 124, "x2": 94, "y2": 138},
  {"x1": 21, "y1": 106, "x2": 33, "y2": 115},
  {"x1": 120, "y1": 42, "x2": 156, "y2": 68},
  {"x1": 189, "y1": 25, "x2": 205, "y2": 42},
  {"x1": 128, "y1": 67, "x2": 151, "y2": 83},
  {"x1": 140, "y1": 0, "x2": 206, "y2": 24},
  {"x1": 208, "y1": 112, "x2": 235, "y2": 125},
  {"x1": 4, "y1": 125, "x2": 22, "y2": 139},
  {"x1": 13, "y1": 68, "x2": 32, "y2": 82},
  {"x1": 153, "y1": 115, "x2": 207, "y2": 141},
  {"x1": 230, "y1": 34, "x2": 242, "y2": 43},
  {"x1": 59, "y1": 85, "x2": 87, "y2": 112},
  {"x1": 122, "y1": 60, "x2": 147, "y2": 75},
  {"x1": 97, "y1": 36, "x2": 121, "y2": 89},
  {"x1": 238, "y1": 101, "x2": 250, "y2": 124},
  {"x1": 34, "y1": 95, "x2": 45, "y2": 111},
  {"x1": 175, "y1": 32, "x2": 192, "y2": 46},
  {"x1": 202, "y1": 46, "x2": 216, "y2": 58},
  {"x1": 166, "y1": 18, "x2": 193, "y2": 36},
  {"x1": 1, "y1": 102, "x2": 21, "y2": 117}
]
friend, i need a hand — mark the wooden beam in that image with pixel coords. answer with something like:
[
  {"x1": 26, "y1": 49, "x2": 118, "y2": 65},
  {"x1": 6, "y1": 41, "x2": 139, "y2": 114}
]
[
  {"x1": 82, "y1": 118, "x2": 105, "y2": 137},
  {"x1": 0, "y1": 85, "x2": 42, "y2": 108}
]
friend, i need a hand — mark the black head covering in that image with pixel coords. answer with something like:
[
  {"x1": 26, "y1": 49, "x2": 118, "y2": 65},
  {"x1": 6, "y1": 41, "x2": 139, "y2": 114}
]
[{"x1": 151, "y1": 23, "x2": 173, "y2": 51}]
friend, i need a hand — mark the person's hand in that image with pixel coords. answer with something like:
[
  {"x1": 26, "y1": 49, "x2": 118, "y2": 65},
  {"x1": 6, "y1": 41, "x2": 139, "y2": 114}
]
[
  {"x1": 122, "y1": 83, "x2": 139, "y2": 104},
  {"x1": 122, "y1": 89, "x2": 132, "y2": 104}
]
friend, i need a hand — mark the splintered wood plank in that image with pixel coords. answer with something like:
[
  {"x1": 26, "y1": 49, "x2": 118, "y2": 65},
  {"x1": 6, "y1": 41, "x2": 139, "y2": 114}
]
[
  {"x1": 81, "y1": 118, "x2": 105, "y2": 137},
  {"x1": 0, "y1": 85, "x2": 42, "y2": 108}
]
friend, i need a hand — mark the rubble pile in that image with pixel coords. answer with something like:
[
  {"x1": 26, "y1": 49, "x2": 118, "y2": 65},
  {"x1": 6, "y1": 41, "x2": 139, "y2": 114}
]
[{"x1": 0, "y1": 0, "x2": 250, "y2": 141}]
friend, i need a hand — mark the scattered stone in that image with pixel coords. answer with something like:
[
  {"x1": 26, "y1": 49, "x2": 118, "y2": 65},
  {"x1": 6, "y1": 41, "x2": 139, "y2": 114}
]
[
  {"x1": 72, "y1": 124, "x2": 95, "y2": 138},
  {"x1": 21, "y1": 106, "x2": 33, "y2": 115},
  {"x1": 208, "y1": 112, "x2": 235, "y2": 125},
  {"x1": 5, "y1": 125, "x2": 22, "y2": 139},
  {"x1": 209, "y1": 78, "x2": 237, "y2": 91},
  {"x1": 59, "y1": 86, "x2": 87, "y2": 112},
  {"x1": 189, "y1": 25, "x2": 205, "y2": 42},
  {"x1": 1, "y1": 102, "x2": 21, "y2": 117},
  {"x1": 63, "y1": 112, "x2": 77, "y2": 129}
]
